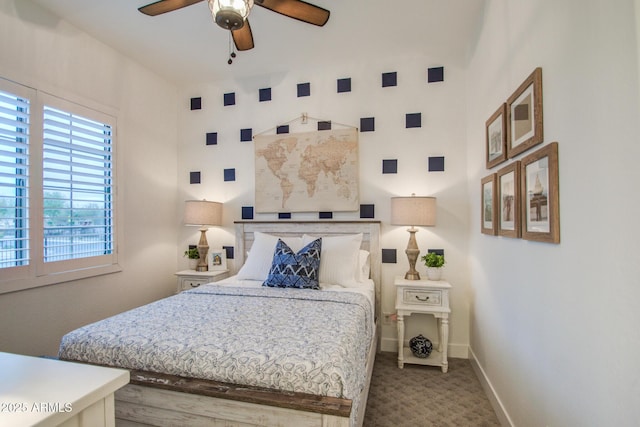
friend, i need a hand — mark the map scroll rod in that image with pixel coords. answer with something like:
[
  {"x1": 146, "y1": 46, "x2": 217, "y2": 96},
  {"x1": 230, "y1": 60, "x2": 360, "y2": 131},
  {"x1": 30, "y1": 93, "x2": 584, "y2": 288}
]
[{"x1": 253, "y1": 113, "x2": 358, "y2": 138}]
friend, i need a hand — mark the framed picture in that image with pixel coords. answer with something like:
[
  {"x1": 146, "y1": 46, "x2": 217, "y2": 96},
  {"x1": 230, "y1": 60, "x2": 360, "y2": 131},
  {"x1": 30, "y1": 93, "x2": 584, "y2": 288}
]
[
  {"x1": 481, "y1": 174, "x2": 498, "y2": 235},
  {"x1": 496, "y1": 161, "x2": 521, "y2": 238},
  {"x1": 486, "y1": 104, "x2": 507, "y2": 169},
  {"x1": 520, "y1": 142, "x2": 560, "y2": 243},
  {"x1": 507, "y1": 67, "x2": 543, "y2": 158},
  {"x1": 208, "y1": 248, "x2": 227, "y2": 271}
]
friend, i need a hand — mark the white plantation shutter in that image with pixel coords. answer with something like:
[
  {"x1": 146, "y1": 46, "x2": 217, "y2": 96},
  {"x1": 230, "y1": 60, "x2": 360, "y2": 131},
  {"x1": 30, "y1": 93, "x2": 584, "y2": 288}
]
[
  {"x1": 0, "y1": 88, "x2": 30, "y2": 269},
  {"x1": 0, "y1": 80, "x2": 120, "y2": 292},
  {"x1": 42, "y1": 105, "x2": 114, "y2": 265}
]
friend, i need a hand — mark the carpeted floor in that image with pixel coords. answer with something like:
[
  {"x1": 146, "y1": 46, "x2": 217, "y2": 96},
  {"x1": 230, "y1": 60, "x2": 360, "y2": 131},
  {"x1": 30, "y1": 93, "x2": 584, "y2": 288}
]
[{"x1": 363, "y1": 352, "x2": 500, "y2": 427}]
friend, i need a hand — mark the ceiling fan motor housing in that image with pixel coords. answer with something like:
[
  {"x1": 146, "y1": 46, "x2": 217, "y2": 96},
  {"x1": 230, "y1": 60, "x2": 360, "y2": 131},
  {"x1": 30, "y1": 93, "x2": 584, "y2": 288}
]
[{"x1": 215, "y1": 9, "x2": 245, "y2": 29}]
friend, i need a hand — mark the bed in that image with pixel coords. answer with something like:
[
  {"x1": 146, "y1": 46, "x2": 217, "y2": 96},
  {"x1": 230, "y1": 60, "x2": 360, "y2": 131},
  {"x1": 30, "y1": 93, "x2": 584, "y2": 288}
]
[{"x1": 59, "y1": 221, "x2": 381, "y2": 427}]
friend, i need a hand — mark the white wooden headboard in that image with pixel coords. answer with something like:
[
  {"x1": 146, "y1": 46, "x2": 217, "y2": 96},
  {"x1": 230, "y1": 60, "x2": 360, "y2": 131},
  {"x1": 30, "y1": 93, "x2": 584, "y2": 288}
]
[{"x1": 234, "y1": 221, "x2": 382, "y2": 346}]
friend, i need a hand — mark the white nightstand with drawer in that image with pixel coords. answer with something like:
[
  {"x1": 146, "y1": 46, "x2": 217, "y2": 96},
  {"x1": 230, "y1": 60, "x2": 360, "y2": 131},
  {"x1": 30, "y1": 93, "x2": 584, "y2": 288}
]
[
  {"x1": 175, "y1": 269, "x2": 230, "y2": 293},
  {"x1": 395, "y1": 276, "x2": 451, "y2": 372}
]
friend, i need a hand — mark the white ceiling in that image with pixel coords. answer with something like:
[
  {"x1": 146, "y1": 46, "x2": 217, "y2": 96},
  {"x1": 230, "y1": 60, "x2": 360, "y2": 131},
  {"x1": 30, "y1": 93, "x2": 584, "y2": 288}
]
[{"x1": 29, "y1": 0, "x2": 485, "y2": 86}]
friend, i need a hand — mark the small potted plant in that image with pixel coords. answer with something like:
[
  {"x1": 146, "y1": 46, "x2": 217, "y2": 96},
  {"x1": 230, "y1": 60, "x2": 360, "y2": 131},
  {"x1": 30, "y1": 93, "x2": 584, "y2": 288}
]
[
  {"x1": 184, "y1": 247, "x2": 200, "y2": 270},
  {"x1": 421, "y1": 252, "x2": 445, "y2": 281}
]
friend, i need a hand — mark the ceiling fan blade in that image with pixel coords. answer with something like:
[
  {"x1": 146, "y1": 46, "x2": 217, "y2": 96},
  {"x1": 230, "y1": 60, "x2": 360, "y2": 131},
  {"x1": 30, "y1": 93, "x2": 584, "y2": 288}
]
[
  {"x1": 232, "y1": 20, "x2": 255, "y2": 51},
  {"x1": 255, "y1": 0, "x2": 330, "y2": 26},
  {"x1": 138, "y1": 0, "x2": 204, "y2": 16}
]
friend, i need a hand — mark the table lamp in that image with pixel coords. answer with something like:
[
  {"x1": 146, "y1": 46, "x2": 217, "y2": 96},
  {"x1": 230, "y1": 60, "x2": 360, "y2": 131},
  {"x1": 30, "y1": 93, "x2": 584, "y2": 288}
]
[
  {"x1": 391, "y1": 194, "x2": 436, "y2": 280},
  {"x1": 183, "y1": 200, "x2": 222, "y2": 271}
]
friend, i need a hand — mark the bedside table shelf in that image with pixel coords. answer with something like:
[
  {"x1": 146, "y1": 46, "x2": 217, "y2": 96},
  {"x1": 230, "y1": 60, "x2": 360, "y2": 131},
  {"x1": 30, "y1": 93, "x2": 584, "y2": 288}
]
[
  {"x1": 395, "y1": 276, "x2": 451, "y2": 373},
  {"x1": 175, "y1": 269, "x2": 230, "y2": 293}
]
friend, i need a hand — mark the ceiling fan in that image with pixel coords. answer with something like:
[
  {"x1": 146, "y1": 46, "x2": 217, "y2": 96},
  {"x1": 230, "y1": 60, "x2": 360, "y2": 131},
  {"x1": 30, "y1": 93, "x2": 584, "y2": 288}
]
[{"x1": 138, "y1": 0, "x2": 330, "y2": 52}]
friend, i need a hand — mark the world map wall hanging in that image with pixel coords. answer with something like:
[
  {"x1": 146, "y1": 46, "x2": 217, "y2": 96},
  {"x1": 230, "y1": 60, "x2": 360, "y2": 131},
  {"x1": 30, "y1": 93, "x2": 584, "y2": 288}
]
[{"x1": 254, "y1": 128, "x2": 359, "y2": 213}]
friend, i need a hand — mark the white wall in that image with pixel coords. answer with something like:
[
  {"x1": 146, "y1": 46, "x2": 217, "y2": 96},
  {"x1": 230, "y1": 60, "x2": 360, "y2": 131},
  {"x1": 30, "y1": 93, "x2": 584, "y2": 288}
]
[
  {"x1": 178, "y1": 56, "x2": 472, "y2": 357},
  {"x1": 0, "y1": 1, "x2": 180, "y2": 356},
  {"x1": 466, "y1": 0, "x2": 640, "y2": 425}
]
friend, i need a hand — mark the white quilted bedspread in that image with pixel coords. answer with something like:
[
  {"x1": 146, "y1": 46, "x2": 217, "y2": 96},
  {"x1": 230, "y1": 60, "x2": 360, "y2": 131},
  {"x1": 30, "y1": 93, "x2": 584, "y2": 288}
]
[{"x1": 58, "y1": 285, "x2": 373, "y2": 410}]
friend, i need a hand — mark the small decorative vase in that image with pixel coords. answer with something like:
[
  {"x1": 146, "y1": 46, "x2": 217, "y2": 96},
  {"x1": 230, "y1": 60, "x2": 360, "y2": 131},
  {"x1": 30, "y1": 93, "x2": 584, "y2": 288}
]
[
  {"x1": 409, "y1": 334, "x2": 433, "y2": 358},
  {"x1": 188, "y1": 259, "x2": 198, "y2": 270},
  {"x1": 426, "y1": 267, "x2": 442, "y2": 281}
]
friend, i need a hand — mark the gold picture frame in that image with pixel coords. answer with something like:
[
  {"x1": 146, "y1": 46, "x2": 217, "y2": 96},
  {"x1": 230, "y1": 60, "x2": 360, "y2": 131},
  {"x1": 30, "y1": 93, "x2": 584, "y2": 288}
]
[
  {"x1": 486, "y1": 104, "x2": 507, "y2": 169},
  {"x1": 507, "y1": 68, "x2": 543, "y2": 158},
  {"x1": 520, "y1": 142, "x2": 560, "y2": 243},
  {"x1": 496, "y1": 161, "x2": 521, "y2": 238},
  {"x1": 481, "y1": 174, "x2": 498, "y2": 235}
]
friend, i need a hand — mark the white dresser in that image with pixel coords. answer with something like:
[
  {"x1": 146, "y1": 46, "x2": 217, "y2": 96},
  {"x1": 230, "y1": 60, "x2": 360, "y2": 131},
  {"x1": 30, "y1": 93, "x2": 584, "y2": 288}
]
[{"x1": 0, "y1": 352, "x2": 129, "y2": 427}]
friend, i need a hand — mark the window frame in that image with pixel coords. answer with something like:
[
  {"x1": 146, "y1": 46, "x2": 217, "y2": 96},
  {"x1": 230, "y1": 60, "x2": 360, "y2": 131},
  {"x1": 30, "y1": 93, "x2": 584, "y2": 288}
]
[{"x1": 0, "y1": 78, "x2": 122, "y2": 294}]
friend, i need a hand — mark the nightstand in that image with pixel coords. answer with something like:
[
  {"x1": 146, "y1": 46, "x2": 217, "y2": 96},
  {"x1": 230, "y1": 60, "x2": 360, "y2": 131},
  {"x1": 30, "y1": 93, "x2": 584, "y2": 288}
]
[
  {"x1": 395, "y1": 276, "x2": 451, "y2": 373},
  {"x1": 175, "y1": 269, "x2": 230, "y2": 293}
]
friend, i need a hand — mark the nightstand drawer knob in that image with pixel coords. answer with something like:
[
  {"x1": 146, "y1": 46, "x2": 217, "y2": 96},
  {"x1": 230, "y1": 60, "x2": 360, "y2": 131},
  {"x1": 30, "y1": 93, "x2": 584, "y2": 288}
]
[
  {"x1": 190, "y1": 282, "x2": 201, "y2": 288},
  {"x1": 415, "y1": 295, "x2": 430, "y2": 301}
]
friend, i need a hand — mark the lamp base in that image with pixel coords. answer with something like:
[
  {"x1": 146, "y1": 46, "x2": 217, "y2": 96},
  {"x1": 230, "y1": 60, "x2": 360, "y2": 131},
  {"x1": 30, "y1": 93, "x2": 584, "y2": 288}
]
[
  {"x1": 404, "y1": 227, "x2": 421, "y2": 280},
  {"x1": 404, "y1": 270, "x2": 421, "y2": 280},
  {"x1": 196, "y1": 228, "x2": 209, "y2": 272}
]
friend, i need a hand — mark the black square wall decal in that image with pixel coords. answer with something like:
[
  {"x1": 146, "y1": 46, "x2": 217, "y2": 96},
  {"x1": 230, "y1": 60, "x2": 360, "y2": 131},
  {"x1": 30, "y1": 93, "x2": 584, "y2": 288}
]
[
  {"x1": 189, "y1": 171, "x2": 201, "y2": 184},
  {"x1": 360, "y1": 117, "x2": 375, "y2": 132},
  {"x1": 297, "y1": 82, "x2": 311, "y2": 97},
  {"x1": 224, "y1": 168, "x2": 236, "y2": 181},
  {"x1": 206, "y1": 132, "x2": 218, "y2": 145},
  {"x1": 190, "y1": 97, "x2": 201, "y2": 110},
  {"x1": 382, "y1": 159, "x2": 398, "y2": 174},
  {"x1": 240, "y1": 128, "x2": 252, "y2": 141},
  {"x1": 242, "y1": 206, "x2": 254, "y2": 220},
  {"x1": 277, "y1": 125, "x2": 289, "y2": 134},
  {"x1": 319, "y1": 212, "x2": 333, "y2": 219},
  {"x1": 406, "y1": 113, "x2": 422, "y2": 128},
  {"x1": 428, "y1": 67, "x2": 444, "y2": 83},
  {"x1": 429, "y1": 156, "x2": 445, "y2": 172},
  {"x1": 223, "y1": 92, "x2": 235, "y2": 106},
  {"x1": 382, "y1": 249, "x2": 397, "y2": 264},
  {"x1": 223, "y1": 246, "x2": 234, "y2": 260},
  {"x1": 428, "y1": 248, "x2": 445, "y2": 256},
  {"x1": 337, "y1": 78, "x2": 351, "y2": 93},
  {"x1": 360, "y1": 204, "x2": 375, "y2": 219},
  {"x1": 318, "y1": 121, "x2": 331, "y2": 131},
  {"x1": 278, "y1": 213, "x2": 291, "y2": 219},
  {"x1": 382, "y1": 72, "x2": 397, "y2": 87},
  {"x1": 259, "y1": 88, "x2": 271, "y2": 102}
]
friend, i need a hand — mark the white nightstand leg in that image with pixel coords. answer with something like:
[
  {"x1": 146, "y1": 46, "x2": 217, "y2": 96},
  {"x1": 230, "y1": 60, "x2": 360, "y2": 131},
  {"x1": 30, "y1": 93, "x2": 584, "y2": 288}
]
[
  {"x1": 441, "y1": 316, "x2": 449, "y2": 373},
  {"x1": 436, "y1": 317, "x2": 443, "y2": 352},
  {"x1": 397, "y1": 314, "x2": 405, "y2": 368}
]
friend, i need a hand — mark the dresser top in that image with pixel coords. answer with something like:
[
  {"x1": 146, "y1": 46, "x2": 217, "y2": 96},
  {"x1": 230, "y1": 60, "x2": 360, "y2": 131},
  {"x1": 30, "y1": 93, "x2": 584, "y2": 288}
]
[{"x1": 0, "y1": 352, "x2": 129, "y2": 426}]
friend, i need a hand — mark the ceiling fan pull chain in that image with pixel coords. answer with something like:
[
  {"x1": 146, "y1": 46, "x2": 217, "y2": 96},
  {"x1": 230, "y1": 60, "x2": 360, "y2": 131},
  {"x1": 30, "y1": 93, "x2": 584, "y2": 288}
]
[{"x1": 227, "y1": 31, "x2": 236, "y2": 64}]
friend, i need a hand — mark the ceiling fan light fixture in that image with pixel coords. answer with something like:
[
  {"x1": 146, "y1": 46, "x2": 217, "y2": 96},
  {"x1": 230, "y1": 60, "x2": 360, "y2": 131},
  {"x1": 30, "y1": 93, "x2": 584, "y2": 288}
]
[{"x1": 209, "y1": 0, "x2": 254, "y2": 30}]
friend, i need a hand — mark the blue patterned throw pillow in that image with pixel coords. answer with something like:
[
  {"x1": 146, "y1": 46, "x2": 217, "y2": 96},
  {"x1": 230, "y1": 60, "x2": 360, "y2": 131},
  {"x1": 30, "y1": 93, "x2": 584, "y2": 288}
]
[{"x1": 263, "y1": 238, "x2": 322, "y2": 289}]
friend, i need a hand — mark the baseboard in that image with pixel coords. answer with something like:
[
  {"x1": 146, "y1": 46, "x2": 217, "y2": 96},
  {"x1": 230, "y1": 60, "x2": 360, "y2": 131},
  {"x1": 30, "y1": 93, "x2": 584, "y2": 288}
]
[
  {"x1": 380, "y1": 337, "x2": 469, "y2": 359},
  {"x1": 468, "y1": 347, "x2": 513, "y2": 427}
]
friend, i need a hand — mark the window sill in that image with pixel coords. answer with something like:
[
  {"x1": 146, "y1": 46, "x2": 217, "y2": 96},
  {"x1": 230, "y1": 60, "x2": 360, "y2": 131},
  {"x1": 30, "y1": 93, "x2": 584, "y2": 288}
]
[{"x1": 0, "y1": 264, "x2": 123, "y2": 295}]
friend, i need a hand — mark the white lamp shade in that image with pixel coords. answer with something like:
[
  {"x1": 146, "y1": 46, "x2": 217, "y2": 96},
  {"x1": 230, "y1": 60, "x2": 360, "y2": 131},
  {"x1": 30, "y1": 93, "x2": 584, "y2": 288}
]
[
  {"x1": 390, "y1": 196, "x2": 436, "y2": 227},
  {"x1": 183, "y1": 200, "x2": 223, "y2": 226}
]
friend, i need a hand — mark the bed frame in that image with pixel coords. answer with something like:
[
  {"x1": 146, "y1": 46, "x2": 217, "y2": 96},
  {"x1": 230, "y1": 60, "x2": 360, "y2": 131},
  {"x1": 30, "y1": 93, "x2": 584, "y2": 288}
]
[{"x1": 113, "y1": 221, "x2": 381, "y2": 427}]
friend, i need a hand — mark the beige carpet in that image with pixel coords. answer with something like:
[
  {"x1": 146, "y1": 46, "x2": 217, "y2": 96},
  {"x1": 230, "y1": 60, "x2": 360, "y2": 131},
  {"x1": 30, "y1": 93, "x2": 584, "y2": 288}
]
[{"x1": 363, "y1": 352, "x2": 500, "y2": 427}]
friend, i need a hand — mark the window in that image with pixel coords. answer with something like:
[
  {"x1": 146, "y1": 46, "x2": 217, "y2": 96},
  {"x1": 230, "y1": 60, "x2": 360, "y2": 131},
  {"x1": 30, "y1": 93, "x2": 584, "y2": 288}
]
[
  {"x1": 0, "y1": 78, "x2": 120, "y2": 293},
  {"x1": 42, "y1": 106, "x2": 113, "y2": 263},
  {"x1": 0, "y1": 86, "x2": 30, "y2": 270}
]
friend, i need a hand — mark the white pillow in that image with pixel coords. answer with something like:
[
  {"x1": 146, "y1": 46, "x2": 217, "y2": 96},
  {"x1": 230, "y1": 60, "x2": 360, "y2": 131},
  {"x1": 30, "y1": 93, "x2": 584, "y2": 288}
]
[
  {"x1": 237, "y1": 232, "x2": 303, "y2": 281},
  {"x1": 358, "y1": 250, "x2": 371, "y2": 282},
  {"x1": 302, "y1": 233, "x2": 362, "y2": 286}
]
